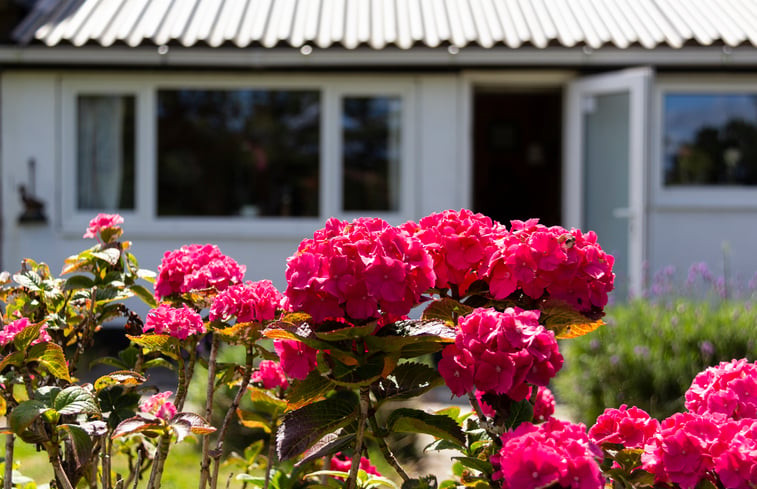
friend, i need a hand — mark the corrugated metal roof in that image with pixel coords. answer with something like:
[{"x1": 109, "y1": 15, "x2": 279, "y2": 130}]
[{"x1": 12, "y1": 0, "x2": 757, "y2": 50}]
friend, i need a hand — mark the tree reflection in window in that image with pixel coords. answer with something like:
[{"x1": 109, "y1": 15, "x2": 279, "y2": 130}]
[
  {"x1": 157, "y1": 89, "x2": 320, "y2": 217},
  {"x1": 664, "y1": 93, "x2": 757, "y2": 186}
]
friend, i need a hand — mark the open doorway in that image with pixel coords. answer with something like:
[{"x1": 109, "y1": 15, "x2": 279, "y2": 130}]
[{"x1": 473, "y1": 88, "x2": 562, "y2": 227}]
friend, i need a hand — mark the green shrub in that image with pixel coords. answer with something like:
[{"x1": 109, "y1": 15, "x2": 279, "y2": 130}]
[{"x1": 554, "y1": 299, "x2": 757, "y2": 423}]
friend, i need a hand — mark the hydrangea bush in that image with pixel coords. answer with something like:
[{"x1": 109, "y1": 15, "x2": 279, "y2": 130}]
[{"x1": 0, "y1": 210, "x2": 754, "y2": 489}]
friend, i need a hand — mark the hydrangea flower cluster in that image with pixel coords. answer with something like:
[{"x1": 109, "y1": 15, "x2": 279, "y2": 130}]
[
  {"x1": 140, "y1": 391, "x2": 177, "y2": 421},
  {"x1": 329, "y1": 452, "x2": 381, "y2": 478},
  {"x1": 155, "y1": 244, "x2": 245, "y2": 299},
  {"x1": 209, "y1": 280, "x2": 284, "y2": 323},
  {"x1": 285, "y1": 217, "x2": 434, "y2": 322},
  {"x1": 491, "y1": 418, "x2": 604, "y2": 489},
  {"x1": 274, "y1": 339, "x2": 317, "y2": 380},
  {"x1": 438, "y1": 307, "x2": 563, "y2": 399},
  {"x1": 0, "y1": 317, "x2": 51, "y2": 347},
  {"x1": 251, "y1": 360, "x2": 289, "y2": 390},
  {"x1": 486, "y1": 219, "x2": 615, "y2": 313},
  {"x1": 82, "y1": 213, "x2": 124, "y2": 241},
  {"x1": 685, "y1": 358, "x2": 757, "y2": 420},
  {"x1": 401, "y1": 209, "x2": 505, "y2": 294},
  {"x1": 589, "y1": 404, "x2": 660, "y2": 449},
  {"x1": 144, "y1": 304, "x2": 205, "y2": 340}
]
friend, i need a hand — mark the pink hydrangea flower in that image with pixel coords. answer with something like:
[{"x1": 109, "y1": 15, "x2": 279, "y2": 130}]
[
  {"x1": 140, "y1": 391, "x2": 177, "y2": 421},
  {"x1": 589, "y1": 404, "x2": 660, "y2": 449},
  {"x1": 285, "y1": 217, "x2": 435, "y2": 323},
  {"x1": 83, "y1": 213, "x2": 124, "y2": 241},
  {"x1": 685, "y1": 359, "x2": 757, "y2": 420},
  {"x1": 401, "y1": 209, "x2": 506, "y2": 294},
  {"x1": 251, "y1": 360, "x2": 289, "y2": 390},
  {"x1": 209, "y1": 280, "x2": 284, "y2": 323},
  {"x1": 533, "y1": 386, "x2": 556, "y2": 422},
  {"x1": 438, "y1": 307, "x2": 563, "y2": 399},
  {"x1": 0, "y1": 317, "x2": 51, "y2": 346},
  {"x1": 713, "y1": 418, "x2": 757, "y2": 489},
  {"x1": 274, "y1": 339, "x2": 317, "y2": 380},
  {"x1": 144, "y1": 304, "x2": 205, "y2": 340},
  {"x1": 329, "y1": 452, "x2": 381, "y2": 479},
  {"x1": 641, "y1": 412, "x2": 723, "y2": 489},
  {"x1": 491, "y1": 418, "x2": 604, "y2": 489},
  {"x1": 154, "y1": 244, "x2": 245, "y2": 299},
  {"x1": 485, "y1": 219, "x2": 615, "y2": 314}
]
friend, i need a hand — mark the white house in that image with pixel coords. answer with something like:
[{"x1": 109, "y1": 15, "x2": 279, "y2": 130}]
[{"x1": 2, "y1": 0, "x2": 757, "y2": 299}]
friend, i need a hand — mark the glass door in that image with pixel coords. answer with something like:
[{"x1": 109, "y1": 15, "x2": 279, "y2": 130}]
[{"x1": 564, "y1": 68, "x2": 652, "y2": 298}]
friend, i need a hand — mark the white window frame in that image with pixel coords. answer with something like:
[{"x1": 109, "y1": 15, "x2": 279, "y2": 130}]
[
  {"x1": 60, "y1": 73, "x2": 416, "y2": 238},
  {"x1": 653, "y1": 74, "x2": 757, "y2": 209}
]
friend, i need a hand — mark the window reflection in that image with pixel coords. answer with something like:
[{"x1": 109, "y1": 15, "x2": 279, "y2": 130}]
[
  {"x1": 77, "y1": 95, "x2": 135, "y2": 210},
  {"x1": 342, "y1": 96, "x2": 401, "y2": 211},
  {"x1": 157, "y1": 89, "x2": 320, "y2": 217},
  {"x1": 664, "y1": 93, "x2": 757, "y2": 186}
]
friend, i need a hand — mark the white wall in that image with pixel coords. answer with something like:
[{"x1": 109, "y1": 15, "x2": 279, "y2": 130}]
[{"x1": 0, "y1": 71, "x2": 465, "y2": 292}]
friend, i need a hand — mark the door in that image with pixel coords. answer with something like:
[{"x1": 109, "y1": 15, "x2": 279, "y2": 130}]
[{"x1": 564, "y1": 68, "x2": 652, "y2": 299}]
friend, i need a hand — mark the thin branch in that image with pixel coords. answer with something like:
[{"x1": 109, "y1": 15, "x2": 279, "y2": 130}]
[
  {"x1": 347, "y1": 386, "x2": 370, "y2": 489},
  {"x1": 4, "y1": 434, "x2": 14, "y2": 489},
  {"x1": 467, "y1": 391, "x2": 501, "y2": 441},
  {"x1": 368, "y1": 412, "x2": 410, "y2": 481},
  {"x1": 199, "y1": 335, "x2": 221, "y2": 489}
]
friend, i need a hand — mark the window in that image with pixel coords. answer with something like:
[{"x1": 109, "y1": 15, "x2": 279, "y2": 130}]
[
  {"x1": 157, "y1": 89, "x2": 320, "y2": 217},
  {"x1": 664, "y1": 93, "x2": 757, "y2": 187},
  {"x1": 62, "y1": 75, "x2": 414, "y2": 236},
  {"x1": 76, "y1": 95, "x2": 135, "y2": 210}
]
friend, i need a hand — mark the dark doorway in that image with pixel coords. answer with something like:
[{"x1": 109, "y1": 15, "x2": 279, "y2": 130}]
[{"x1": 473, "y1": 89, "x2": 562, "y2": 227}]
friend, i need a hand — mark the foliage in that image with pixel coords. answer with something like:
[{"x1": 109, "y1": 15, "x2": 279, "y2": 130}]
[{"x1": 555, "y1": 298, "x2": 757, "y2": 422}]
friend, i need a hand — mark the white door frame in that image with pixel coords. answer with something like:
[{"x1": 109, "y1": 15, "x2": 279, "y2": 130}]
[{"x1": 563, "y1": 67, "x2": 653, "y2": 297}]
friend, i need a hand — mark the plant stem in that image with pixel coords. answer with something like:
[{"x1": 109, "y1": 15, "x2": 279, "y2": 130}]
[
  {"x1": 262, "y1": 433, "x2": 275, "y2": 489},
  {"x1": 47, "y1": 443, "x2": 75, "y2": 489},
  {"x1": 175, "y1": 337, "x2": 198, "y2": 411},
  {"x1": 467, "y1": 391, "x2": 501, "y2": 441},
  {"x1": 209, "y1": 344, "x2": 255, "y2": 489},
  {"x1": 368, "y1": 412, "x2": 410, "y2": 481},
  {"x1": 346, "y1": 386, "x2": 370, "y2": 489},
  {"x1": 199, "y1": 335, "x2": 221, "y2": 489},
  {"x1": 101, "y1": 435, "x2": 112, "y2": 489},
  {"x1": 4, "y1": 434, "x2": 14, "y2": 489},
  {"x1": 146, "y1": 434, "x2": 171, "y2": 489}
]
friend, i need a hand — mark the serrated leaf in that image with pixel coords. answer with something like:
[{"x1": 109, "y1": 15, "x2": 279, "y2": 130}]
[
  {"x1": 422, "y1": 298, "x2": 474, "y2": 327},
  {"x1": 53, "y1": 386, "x2": 100, "y2": 415},
  {"x1": 215, "y1": 320, "x2": 264, "y2": 344},
  {"x1": 248, "y1": 387, "x2": 288, "y2": 414},
  {"x1": 63, "y1": 275, "x2": 95, "y2": 291},
  {"x1": 111, "y1": 415, "x2": 163, "y2": 439},
  {"x1": 92, "y1": 248, "x2": 121, "y2": 266},
  {"x1": 127, "y1": 334, "x2": 179, "y2": 357},
  {"x1": 9, "y1": 400, "x2": 51, "y2": 435},
  {"x1": 313, "y1": 322, "x2": 377, "y2": 341},
  {"x1": 94, "y1": 370, "x2": 146, "y2": 392},
  {"x1": 387, "y1": 408, "x2": 464, "y2": 445},
  {"x1": 0, "y1": 350, "x2": 25, "y2": 372},
  {"x1": 170, "y1": 412, "x2": 216, "y2": 442},
  {"x1": 295, "y1": 432, "x2": 356, "y2": 467},
  {"x1": 451, "y1": 457, "x2": 493, "y2": 476},
  {"x1": 12, "y1": 271, "x2": 41, "y2": 291},
  {"x1": 276, "y1": 390, "x2": 359, "y2": 460},
  {"x1": 286, "y1": 371, "x2": 336, "y2": 409},
  {"x1": 58, "y1": 424, "x2": 94, "y2": 470},
  {"x1": 366, "y1": 320, "x2": 455, "y2": 357},
  {"x1": 12, "y1": 321, "x2": 44, "y2": 352},
  {"x1": 502, "y1": 397, "x2": 533, "y2": 430},
  {"x1": 129, "y1": 285, "x2": 158, "y2": 308},
  {"x1": 372, "y1": 362, "x2": 443, "y2": 405},
  {"x1": 329, "y1": 354, "x2": 387, "y2": 388},
  {"x1": 29, "y1": 342, "x2": 71, "y2": 382},
  {"x1": 540, "y1": 301, "x2": 604, "y2": 339}
]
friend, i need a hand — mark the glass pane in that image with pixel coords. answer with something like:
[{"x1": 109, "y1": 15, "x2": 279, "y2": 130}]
[
  {"x1": 664, "y1": 93, "x2": 757, "y2": 186},
  {"x1": 583, "y1": 92, "x2": 630, "y2": 298},
  {"x1": 77, "y1": 95, "x2": 135, "y2": 210},
  {"x1": 157, "y1": 89, "x2": 320, "y2": 217},
  {"x1": 342, "y1": 96, "x2": 401, "y2": 211}
]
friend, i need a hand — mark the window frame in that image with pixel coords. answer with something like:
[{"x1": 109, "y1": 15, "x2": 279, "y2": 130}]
[
  {"x1": 653, "y1": 75, "x2": 757, "y2": 209},
  {"x1": 60, "y1": 73, "x2": 416, "y2": 238}
]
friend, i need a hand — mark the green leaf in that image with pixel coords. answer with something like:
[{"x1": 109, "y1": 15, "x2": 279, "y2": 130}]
[
  {"x1": 0, "y1": 395, "x2": 5, "y2": 417},
  {"x1": 53, "y1": 386, "x2": 100, "y2": 415},
  {"x1": 401, "y1": 475, "x2": 438, "y2": 489},
  {"x1": 539, "y1": 300, "x2": 604, "y2": 339},
  {"x1": 295, "y1": 432, "x2": 356, "y2": 467},
  {"x1": 366, "y1": 320, "x2": 455, "y2": 357},
  {"x1": 371, "y1": 362, "x2": 443, "y2": 405},
  {"x1": 236, "y1": 409, "x2": 273, "y2": 433},
  {"x1": 12, "y1": 321, "x2": 43, "y2": 352},
  {"x1": 451, "y1": 457, "x2": 493, "y2": 476},
  {"x1": 386, "y1": 408, "x2": 465, "y2": 445},
  {"x1": 12, "y1": 271, "x2": 41, "y2": 291},
  {"x1": 137, "y1": 268, "x2": 156, "y2": 283},
  {"x1": 9, "y1": 400, "x2": 51, "y2": 435},
  {"x1": 129, "y1": 284, "x2": 158, "y2": 308},
  {"x1": 422, "y1": 298, "x2": 474, "y2": 326},
  {"x1": 286, "y1": 371, "x2": 336, "y2": 409},
  {"x1": 29, "y1": 342, "x2": 71, "y2": 382},
  {"x1": 248, "y1": 387, "x2": 288, "y2": 415},
  {"x1": 276, "y1": 390, "x2": 359, "y2": 460},
  {"x1": 63, "y1": 275, "x2": 95, "y2": 291},
  {"x1": 329, "y1": 354, "x2": 387, "y2": 388},
  {"x1": 94, "y1": 370, "x2": 146, "y2": 392},
  {"x1": 127, "y1": 334, "x2": 179, "y2": 358},
  {"x1": 57, "y1": 424, "x2": 94, "y2": 470},
  {"x1": 170, "y1": 412, "x2": 215, "y2": 442},
  {"x1": 313, "y1": 322, "x2": 377, "y2": 341},
  {"x1": 92, "y1": 248, "x2": 121, "y2": 266},
  {"x1": 0, "y1": 351, "x2": 25, "y2": 372},
  {"x1": 111, "y1": 414, "x2": 163, "y2": 439}
]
